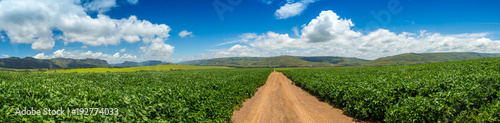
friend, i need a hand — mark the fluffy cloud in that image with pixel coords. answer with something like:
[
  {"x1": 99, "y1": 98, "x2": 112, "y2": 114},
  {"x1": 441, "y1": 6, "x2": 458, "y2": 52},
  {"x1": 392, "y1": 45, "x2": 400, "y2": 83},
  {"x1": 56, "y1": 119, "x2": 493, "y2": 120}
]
[
  {"x1": 178, "y1": 30, "x2": 193, "y2": 38},
  {"x1": 215, "y1": 45, "x2": 266, "y2": 57},
  {"x1": 349, "y1": 29, "x2": 500, "y2": 59},
  {"x1": 59, "y1": 15, "x2": 170, "y2": 46},
  {"x1": 119, "y1": 48, "x2": 126, "y2": 53},
  {"x1": 275, "y1": 0, "x2": 317, "y2": 19},
  {"x1": 299, "y1": 10, "x2": 361, "y2": 44},
  {"x1": 249, "y1": 32, "x2": 305, "y2": 50},
  {"x1": 187, "y1": 10, "x2": 500, "y2": 61},
  {"x1": 177, "y1": 44, "x2": 306, "y2": 62},
  {"x1": 225, "y1": 44, "x2": 283, "y2": 57},
  {"x1": 176, "y1": 45, "x2": 270, "y2": 62},
  {"x1": 83, "y1": 0, "x2": 139, "y2": 13},
  {"x1": 1, "y1": 54, "x2": 8, "y2": 58},
  {"x1": 83, "y1": 0, "x2": 117, "y2": 13},
  {"x1": 0, "y1": 0, "x2": 58, "y2": 51},
  {"x1": 140, "y1": 41, "x2": 175, "y2": 60},
  {"x1": 0, "y1": 0, "x2": 174, "y2": 61},
  {"x1": 0, "y1": 0, "x2": 171, "y2": 56},
  {"x1": 33, "y1": 49, "x2": 138, "y2": 63}
]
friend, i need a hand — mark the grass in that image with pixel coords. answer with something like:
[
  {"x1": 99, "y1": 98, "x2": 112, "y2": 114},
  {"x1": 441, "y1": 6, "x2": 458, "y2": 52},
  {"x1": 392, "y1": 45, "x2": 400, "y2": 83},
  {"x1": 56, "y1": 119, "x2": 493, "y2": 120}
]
[{"x1": 44, "y1": 64, "x2": 233, "y2": 73}]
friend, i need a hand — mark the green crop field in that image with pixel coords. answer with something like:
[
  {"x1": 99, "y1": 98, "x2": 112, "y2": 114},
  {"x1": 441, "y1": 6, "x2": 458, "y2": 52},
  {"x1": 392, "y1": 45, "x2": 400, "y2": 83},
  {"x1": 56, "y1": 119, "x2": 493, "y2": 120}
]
[
  {"x1": 280, "y1": 57, "x2": 500, "y2": 122},
  {"x1": 0, "y1": 69, "x2": 272, "y2": 122},
  {"x1": 44, "y1": 64, "x2": 233, "y2": 73}
]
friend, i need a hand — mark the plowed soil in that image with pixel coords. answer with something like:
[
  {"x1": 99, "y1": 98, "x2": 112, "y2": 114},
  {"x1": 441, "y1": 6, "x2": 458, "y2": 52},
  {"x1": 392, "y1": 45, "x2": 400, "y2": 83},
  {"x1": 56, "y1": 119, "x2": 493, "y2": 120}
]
[{"x1": 232, "y1": 71, "x2": 360, "y2": 123}]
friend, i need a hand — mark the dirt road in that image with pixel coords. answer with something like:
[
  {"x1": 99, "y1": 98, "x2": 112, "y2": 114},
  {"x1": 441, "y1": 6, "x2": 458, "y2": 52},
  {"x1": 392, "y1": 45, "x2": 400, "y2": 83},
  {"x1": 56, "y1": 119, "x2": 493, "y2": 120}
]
[{"x1": 232, "y1": 71, "x2": 358, "y2": 123}]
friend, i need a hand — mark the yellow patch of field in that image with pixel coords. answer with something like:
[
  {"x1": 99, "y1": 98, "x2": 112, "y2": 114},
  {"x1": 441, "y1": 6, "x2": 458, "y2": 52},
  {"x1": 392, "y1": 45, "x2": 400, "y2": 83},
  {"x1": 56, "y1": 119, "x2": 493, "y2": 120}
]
[{"x1": 47, "y1": 64, "x2": 233, "y2": 73}]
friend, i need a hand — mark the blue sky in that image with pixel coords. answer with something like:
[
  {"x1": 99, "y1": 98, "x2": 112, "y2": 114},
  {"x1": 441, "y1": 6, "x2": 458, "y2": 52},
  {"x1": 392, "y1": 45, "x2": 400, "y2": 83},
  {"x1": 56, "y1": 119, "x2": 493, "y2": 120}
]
[{"x1": 0, "y1": 0, "x2": 499, "y2": 63}]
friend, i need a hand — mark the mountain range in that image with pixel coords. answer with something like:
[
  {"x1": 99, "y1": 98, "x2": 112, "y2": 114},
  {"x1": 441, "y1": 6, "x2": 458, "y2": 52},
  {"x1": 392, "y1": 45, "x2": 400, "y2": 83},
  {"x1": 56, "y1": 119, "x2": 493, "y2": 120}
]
[
  {"x1": 110, "y1": 60, "x2": 172, "y2": 68},
  {"x1": 179, "y1": 56, "x2": 368, "y2": 68},
  {"x1": 0, "y1": 57, "x2": 110, "y2": 69},
  {"x1": 1, "y1": 52, "x2": 499, "y2": 69},
  {"x1": 181, "y1": 52, "x2": 500, "y2": 68},
  {"x1": 363, "y1": 52, "x2": 500, "y2": 67}
]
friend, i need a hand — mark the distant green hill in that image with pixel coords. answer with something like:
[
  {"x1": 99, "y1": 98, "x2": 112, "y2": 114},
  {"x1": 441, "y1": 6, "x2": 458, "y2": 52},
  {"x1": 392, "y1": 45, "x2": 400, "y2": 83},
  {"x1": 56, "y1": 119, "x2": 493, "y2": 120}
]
[
  {"x1": 2, "y1": 52, "x2": 499, "y2": 69},
  {"x1": 299, "y1": 56, "x2": 369, "y2": 66},
  {"x1": 179, "y1": 56, "x2": 368, "y2": 68},
  {"x1": 180, "y1": 52, "x2": 500, "y2": 68},
  {"x1": 363, "y1": 52, "x2": 500, "y2": 67},
  {"x1": 111, "y1": 60, "x2": 172, "y2": 68},
  {"x1": 0, "y1": 57, "x2": 110, "y2": 69}
]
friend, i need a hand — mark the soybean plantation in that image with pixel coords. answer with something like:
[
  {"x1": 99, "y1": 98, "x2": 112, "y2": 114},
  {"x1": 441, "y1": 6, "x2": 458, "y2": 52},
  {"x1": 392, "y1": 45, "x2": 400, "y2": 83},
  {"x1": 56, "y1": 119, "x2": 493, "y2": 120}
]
[
  {"x1": 280, "y1": 57, "x2": 500, "y2": 122},
  {"x1": 0, "y1": 69, "x2": 272, "y2": 122}
]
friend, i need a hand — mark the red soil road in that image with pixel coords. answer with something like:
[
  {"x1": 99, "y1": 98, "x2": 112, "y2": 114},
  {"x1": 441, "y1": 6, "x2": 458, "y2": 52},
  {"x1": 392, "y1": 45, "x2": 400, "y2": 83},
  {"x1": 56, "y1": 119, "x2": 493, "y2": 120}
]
[{"x1": 232, "y1": 71, "x2": 359, "y2": 123}]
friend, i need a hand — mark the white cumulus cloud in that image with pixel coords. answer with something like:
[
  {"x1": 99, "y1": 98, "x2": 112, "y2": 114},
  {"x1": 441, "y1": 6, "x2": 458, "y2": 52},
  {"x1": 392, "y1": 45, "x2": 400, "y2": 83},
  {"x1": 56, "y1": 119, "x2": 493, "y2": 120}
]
[
  {"x1": 140, "y1": 41, "x2": 175, "y2": 60},
  {"x1": 33, "y1": 49, "x2": 138, "y2": 63},
  {"x1": 83, "y1": 0, "x2": 117, "y2": 13},
  {"x1": 59, "y1": 15, "x2": 171, "y2": 46},
  {"x1": 0, "y1": 0, "x2": 174, "y2": 61},
  {"x1": 299, "y1": 10, "x2": 361, "y2": 44},
  {"x1": 119, "y1": 48, "x2": 126, "y2": 53},
  {"x1": 0, "y1": 0, "x2": 170, "y2": 49},
  {"x1": 275, "y1": 0, "x2": 317, "y2": 19},
  {"x1": 83, "y1": 0, "x2": 139, "y2": 13},
  {"x1": 178, "y1": 30, "x2": 193, "y2": 38},
  {"x1": 184, "y1": 10, "x2": 500, "y2": 61},
  {"x1": 176, "y1": 45, "x2": 270, "y2": 62},
  {"x1": 249, "y1": 31, "x2": 305, "y2": 50}
]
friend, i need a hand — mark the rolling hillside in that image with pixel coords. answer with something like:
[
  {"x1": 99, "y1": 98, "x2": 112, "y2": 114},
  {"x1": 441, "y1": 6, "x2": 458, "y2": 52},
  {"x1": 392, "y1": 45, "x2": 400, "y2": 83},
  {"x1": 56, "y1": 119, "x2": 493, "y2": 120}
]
[
  {"x1": 180, "y1": 56, "x2": 368, "y2": 68},
  {"x1": 363, "y1": 52, "x2": 500, "y2": 66},
  {"x1": 111, "y1": 60, "x2": 172, "y2": 68},
  {"x1": 2, "y1": 52, "x2": 499, "y2": 70},
  {"x1": 0, "y1": 57, "x2": 110, "y2": 69},
  {"x1": 181, "y1": 52, "x2": 500, "y2": 68}
]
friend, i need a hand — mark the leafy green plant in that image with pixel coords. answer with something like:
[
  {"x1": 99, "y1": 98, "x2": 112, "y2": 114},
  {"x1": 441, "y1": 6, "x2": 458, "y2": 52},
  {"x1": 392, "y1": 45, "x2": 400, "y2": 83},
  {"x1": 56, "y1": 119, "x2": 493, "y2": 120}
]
[
  {"x1": 0, "y1": 69, "x2": 272, "y2": 122},
  {"x1": 280, "y1": 58, "x2": 500, "y2": 122}
]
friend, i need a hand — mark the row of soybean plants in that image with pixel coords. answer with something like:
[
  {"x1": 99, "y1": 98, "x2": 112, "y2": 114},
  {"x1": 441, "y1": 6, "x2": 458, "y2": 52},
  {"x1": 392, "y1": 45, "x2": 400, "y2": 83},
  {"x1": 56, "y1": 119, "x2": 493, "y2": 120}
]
[
  {"x1": 0, "y1": 68, "x2": 273, "y2": 122},
  {"x1": 280, "y1": 58, "x2": 500, "y2": 122}
]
